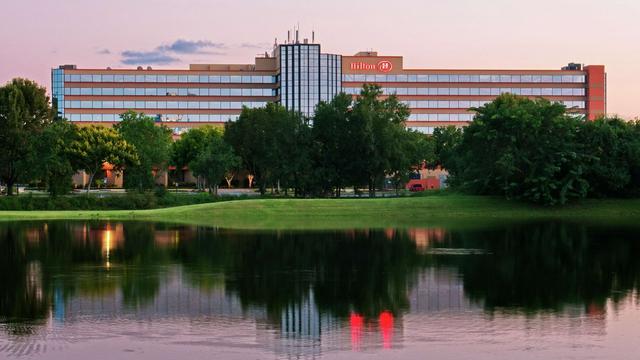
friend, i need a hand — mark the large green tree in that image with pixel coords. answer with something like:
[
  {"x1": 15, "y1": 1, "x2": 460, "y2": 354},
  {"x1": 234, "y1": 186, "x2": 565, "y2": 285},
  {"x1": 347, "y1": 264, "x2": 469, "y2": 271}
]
[
  {"x1": 266, "y1": 106, "x2": 313, "y2": 196},
  {"x1": 312, "y1": 93, "x2": 354, "y2": 197},
  {"x1": 115, "y1": 111, "x2": 173, "y2": 191},
  {"x1": 453, "y1": 94, "x2": 589, "y2": 205},
  {"x1": 432, "y1": 126, "x2": 464, "y2": 185},
  {"x1": 189, "y1": 133, "x2": 240, "y2": 196},
  {"x1": 579, "y1": 117, "x2": 640, "y2": 197},
  {"x1": 29, "y1": 120, "x2": 80, "y2": 196},
  {"x1": 349, "y1": 84, "x2": 410, "y2": 196},
  {"x1": 70, "y1": 125, "x2": 138, "y2": 192},
  {"x1": 225, "y1": 103, "x2": 311, "y2": 195},
  {"x1": 170, "y1": 126, "x2": 222, "y2": 189},
  {"x1": 0, "y1": 79, "x2": 53, "y2": 195}
]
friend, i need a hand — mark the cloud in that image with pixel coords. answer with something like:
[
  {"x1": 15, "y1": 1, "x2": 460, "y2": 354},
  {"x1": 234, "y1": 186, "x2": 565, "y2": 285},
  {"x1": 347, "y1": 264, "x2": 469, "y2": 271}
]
[
  {"x1": 121, "y1": 50, "x2": 179, "y2": 65},
  {"x1": 97, "y1": 48, "x2": 111, "y2": 55},
  {"x1": 240, "y1": 42, "x2": 270, "y2": 49},
  {"x1": 158, "y1": 39, "x2": 226, "y2": 54},
  {"x1": 119, "y1": 39, "x2": 235, "y2": 65}
]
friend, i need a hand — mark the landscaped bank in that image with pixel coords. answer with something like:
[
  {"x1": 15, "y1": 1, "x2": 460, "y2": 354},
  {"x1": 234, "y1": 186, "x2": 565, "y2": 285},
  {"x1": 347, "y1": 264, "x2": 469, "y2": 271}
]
[{"x1": 1, "y1": 194, "x2": 639, "y2": 230}]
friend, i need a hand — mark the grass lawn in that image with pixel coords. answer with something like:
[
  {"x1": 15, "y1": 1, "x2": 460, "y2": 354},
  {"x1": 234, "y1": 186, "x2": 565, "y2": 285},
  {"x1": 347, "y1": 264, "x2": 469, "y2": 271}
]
[{"x1": 1, "y1": 193, "x2": 639, "y2": 230}]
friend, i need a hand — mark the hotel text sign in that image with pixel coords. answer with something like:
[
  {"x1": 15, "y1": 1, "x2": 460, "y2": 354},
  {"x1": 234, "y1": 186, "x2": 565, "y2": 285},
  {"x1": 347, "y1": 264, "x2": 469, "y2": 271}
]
[{"x1": 349, "y1": 60, "x2": 394, "y2": 73}]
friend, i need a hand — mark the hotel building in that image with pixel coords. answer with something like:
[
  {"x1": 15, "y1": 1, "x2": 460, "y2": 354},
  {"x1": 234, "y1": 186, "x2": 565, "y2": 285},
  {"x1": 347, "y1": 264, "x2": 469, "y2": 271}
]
[{"x1": 51, "y1": 38, "x2": 606, "y2": 135}]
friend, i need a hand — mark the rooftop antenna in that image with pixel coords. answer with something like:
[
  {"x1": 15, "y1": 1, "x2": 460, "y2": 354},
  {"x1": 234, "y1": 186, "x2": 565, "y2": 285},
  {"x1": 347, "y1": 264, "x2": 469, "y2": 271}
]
[
  {"x1": 312, "y1": 30, "x2": 315, "y2": 43},
  {"x1": 287, "y1": 30, "x2": 290, "y2": 44}
]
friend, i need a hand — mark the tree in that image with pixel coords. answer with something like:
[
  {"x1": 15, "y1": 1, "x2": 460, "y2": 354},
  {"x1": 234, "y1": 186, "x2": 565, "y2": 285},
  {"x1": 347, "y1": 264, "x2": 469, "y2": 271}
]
[
  {"x1": 170, "y1": 126, "x2": 221, "y2": 190},
  {"x1": 69, "y1": 125, "x2": 138, "y2": 193},
  {"x1": 189, "y1": 133, "x2": 240, "y2": 196},
  {"x1": 453, "y1": 94, "x2": 589, "y2": 205},
  {"x1": 349, "y1": 84, "x2": 410, "y2": 197},
  {"x1": 0, "y1": 79, "x2": 53, "y2": 195},
  {"x1": 29, "y1": 120, "x2": 80, "y2": 196},
  {"x1": 225, "y1": 103, "x2": 302, "y2": 195},
  {"x1": 115, "y1": 111, "x2": 173, "y2": 191},
  {"x1": 432, "y1": 126, "x2": 464, "y2": 185},
  {"x1": 312, "y1": 93, "x2": 354, "y2": 197},
  {"x1": 579, "y1": 117, "x2": 640, "y2": 197},
  {"x1": 267, "y1": 106, "x2": 313, "y2": 196}
]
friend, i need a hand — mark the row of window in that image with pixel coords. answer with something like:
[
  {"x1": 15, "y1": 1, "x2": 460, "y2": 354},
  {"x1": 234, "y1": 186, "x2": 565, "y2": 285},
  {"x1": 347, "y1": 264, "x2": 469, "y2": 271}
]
[
  {"x1": 64, "y1": 100, "x2": 267, "y2": 110},
  {"x1": 401, "y1": 100, "x2": 586, "y2": 109},
  {"x1": 66, "y1": 113, "x2": 241, "y2": 122},
  {"x1": 64, "y1": 74, "x2": 277, "y2": 84},
  {"x1": 63, "y1": 87, "x2": 276, "y2": 97},
  {"x1": 407, "y1": 126, "x2": 438, "y2": 135},
  {"x1": 61, "y1": 98, "x2": 585, "y2": 111},
  {"x1": 408, "y1": 113, "x2": 475, "y2": 122},
  {"x1": 343, "y1": 87, "x2": 586, "y2": 96},
  {"x1": 343, "y1": 74, "x2": 586, "y2": 84}
]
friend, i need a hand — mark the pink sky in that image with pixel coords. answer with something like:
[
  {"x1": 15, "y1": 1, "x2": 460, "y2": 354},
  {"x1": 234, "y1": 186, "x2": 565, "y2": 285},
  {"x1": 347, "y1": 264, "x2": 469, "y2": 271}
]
[{"x1": 1, "y1": 0, "x2": 638, "y2": 118}]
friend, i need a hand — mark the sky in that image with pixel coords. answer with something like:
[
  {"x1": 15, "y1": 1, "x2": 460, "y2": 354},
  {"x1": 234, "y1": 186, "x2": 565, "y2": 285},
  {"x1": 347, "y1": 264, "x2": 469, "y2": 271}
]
[{"x1": 1, "y1": 0, "x2": 639, "y2": 118}]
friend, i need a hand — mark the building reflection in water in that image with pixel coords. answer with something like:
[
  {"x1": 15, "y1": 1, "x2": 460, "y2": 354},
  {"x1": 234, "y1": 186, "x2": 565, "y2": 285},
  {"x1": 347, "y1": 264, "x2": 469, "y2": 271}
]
[{"x1": 1, "y1": 221, "x2": 639, "y2": 359}]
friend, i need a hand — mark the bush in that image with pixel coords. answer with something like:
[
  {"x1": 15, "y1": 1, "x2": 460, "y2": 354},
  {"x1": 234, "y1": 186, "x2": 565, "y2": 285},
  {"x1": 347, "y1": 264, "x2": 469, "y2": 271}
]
[{"x1": 0, "y1": 192, "x2": 222, "y2": 211}]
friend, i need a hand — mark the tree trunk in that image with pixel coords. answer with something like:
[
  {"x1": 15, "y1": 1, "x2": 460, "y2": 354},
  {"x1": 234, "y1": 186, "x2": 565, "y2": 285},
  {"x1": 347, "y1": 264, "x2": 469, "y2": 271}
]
[
  {"x1": 247, "y1": 174, "x2": 254, "y2": 188},
  {"x1": 369, "y1": 177, "x2": 375, "y2": 198},
  {"x1": 6, "y1": 180, "x2": 15, "y2": 196},
  {"x1": 214, "y1": 184, "x2": 218, "y2": 196},
  {"x1": 86, "y1": 171, "x2": 96, "y2": 194},
  {"x1": 225, "y1": 175, "x2": 233, "y2": 188}
]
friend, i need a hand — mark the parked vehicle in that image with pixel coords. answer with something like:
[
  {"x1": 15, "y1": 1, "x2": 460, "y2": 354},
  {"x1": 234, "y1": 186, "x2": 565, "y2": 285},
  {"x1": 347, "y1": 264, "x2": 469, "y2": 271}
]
[{"x1": 409, "y1": 183, "x2": 425, "y2": 192}]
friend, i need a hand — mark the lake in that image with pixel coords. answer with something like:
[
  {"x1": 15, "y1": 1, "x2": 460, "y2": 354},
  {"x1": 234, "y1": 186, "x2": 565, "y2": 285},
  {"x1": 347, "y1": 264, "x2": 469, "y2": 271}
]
[{"x1": 0, "y1": 221, "x2": 639, "y2": 359}]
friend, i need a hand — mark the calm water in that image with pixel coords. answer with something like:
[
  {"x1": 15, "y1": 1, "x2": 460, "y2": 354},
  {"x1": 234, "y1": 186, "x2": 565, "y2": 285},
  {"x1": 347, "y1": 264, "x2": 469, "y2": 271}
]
[{"x1": 0, "y1": 221, "x2": 639, "y2": 359}]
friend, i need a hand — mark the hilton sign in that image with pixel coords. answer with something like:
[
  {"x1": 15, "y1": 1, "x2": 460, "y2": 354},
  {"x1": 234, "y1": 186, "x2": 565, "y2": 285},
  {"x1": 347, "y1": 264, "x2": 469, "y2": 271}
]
[{"x1": 349, "y1": 60, "x2": 393, "y2": 73}]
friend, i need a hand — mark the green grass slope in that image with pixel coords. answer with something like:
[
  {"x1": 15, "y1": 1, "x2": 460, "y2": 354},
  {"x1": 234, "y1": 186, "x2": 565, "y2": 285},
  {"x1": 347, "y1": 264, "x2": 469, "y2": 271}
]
[{"x1": 1, "y1": 194, "x2": 639, "y2": 230}]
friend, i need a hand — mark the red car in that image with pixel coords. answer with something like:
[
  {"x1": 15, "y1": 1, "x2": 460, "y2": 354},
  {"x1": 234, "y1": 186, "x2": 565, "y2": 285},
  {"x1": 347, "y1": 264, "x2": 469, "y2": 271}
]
[{"x1": 409, "y1": 183, "x2": 425, "y2": 192}]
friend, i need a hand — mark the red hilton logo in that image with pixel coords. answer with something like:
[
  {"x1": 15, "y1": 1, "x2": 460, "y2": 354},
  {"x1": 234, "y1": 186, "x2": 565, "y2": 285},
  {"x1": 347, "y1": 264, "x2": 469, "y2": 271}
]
[
  {"x1": 377, "y1": 60, "x2": 393, "y2": 73},
  {"x1": 349, "y1": 60, "x2": 394, "y2": 72}
]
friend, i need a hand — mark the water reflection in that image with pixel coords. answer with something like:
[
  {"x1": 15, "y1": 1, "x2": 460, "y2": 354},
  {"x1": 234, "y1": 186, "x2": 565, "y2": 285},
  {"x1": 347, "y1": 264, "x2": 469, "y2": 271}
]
[{"x1": 0, "y1": 221, "x2": 639, "y2": 358}]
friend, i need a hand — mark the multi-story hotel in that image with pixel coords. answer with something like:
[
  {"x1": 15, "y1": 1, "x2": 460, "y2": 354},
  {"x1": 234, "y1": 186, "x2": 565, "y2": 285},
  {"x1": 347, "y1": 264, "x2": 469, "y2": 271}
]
[{"x1": 51, "y1": 37, "x2": 606, "y2": 135}]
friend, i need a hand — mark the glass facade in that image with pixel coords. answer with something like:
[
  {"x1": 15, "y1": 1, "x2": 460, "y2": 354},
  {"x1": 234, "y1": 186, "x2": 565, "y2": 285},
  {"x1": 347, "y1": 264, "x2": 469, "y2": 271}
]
[
  {"x1": 51, "y1": 68, "x2": 65, "y2": 118},
  {"x1": 278, "y1": 44, "x2": 342, "y2": 116},
  {"x1": 320, "y1": 54, "x2": 342, "y2": 103}
]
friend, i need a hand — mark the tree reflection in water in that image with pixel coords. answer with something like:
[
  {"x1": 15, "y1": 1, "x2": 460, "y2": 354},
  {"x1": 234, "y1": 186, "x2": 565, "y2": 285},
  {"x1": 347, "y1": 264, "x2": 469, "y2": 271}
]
[{"x1": 0, "y1": 220, "x2": 639, "y2": 345}]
